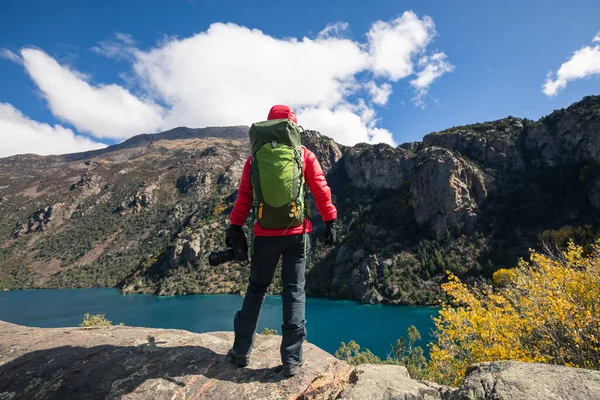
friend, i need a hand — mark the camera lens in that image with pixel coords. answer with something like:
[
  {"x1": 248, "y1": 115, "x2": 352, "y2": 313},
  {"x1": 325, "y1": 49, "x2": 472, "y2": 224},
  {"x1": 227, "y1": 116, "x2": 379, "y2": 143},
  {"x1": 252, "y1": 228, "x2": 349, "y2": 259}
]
[
  {"x1": 208, "y1": 249, "x2": 235, "y2": 266},
  {"x1": 208, "y1": 252, "x2": 220, "y2": 266}
]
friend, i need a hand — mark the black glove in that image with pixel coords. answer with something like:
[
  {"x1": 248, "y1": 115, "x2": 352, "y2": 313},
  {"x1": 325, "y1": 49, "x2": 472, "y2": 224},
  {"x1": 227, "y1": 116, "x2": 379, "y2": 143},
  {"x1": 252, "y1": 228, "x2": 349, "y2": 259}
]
[
  {"x1": 324, "y1": 220, "x2": 337, "y2": 246},
  {"x1": 225, "y1": 224, "x2": 248, "y2": 264},
  {"x1": 225, "y1": 224, "x2": 246, "y2": 248}
]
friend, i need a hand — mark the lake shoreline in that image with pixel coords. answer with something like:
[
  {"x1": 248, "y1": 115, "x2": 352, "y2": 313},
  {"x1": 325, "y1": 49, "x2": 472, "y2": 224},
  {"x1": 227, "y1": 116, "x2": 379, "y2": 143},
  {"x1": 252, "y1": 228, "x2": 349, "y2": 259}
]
[
  {"x1": 0, "y1": 288, "x2": 439, "y2": 358},
  {"x1": 1, "y1": 285, "x2": 441, "y2": 307}
]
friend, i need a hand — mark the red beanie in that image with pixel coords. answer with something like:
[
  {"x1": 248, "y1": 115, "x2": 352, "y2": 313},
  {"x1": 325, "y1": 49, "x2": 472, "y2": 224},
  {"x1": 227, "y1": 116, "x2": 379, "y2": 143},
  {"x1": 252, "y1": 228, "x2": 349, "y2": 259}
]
[{"x1": 267, "y1": 105, "x2": 297, "y2": 124}]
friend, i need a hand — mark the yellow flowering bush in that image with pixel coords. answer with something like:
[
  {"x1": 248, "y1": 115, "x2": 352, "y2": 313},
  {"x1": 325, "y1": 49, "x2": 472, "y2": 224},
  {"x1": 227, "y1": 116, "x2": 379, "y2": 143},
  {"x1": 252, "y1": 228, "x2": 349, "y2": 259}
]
[
  {"x1": 428, "y1": 241, "x2": 600, "y2": 386},
  {"x1": 492, "y1": 268, "x2": 518, "y2": 286}
]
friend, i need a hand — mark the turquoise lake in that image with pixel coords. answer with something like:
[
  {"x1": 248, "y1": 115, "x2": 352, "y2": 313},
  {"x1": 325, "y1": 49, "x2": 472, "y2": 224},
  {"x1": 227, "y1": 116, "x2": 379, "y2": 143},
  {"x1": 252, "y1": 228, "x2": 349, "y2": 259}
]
[{"x1": 0, "y1": 289, "x2": 438, "y2": 358}]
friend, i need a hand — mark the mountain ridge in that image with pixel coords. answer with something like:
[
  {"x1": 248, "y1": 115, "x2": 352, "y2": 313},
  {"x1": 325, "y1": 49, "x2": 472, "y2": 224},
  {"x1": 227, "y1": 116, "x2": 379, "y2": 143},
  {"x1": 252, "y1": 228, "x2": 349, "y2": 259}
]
[{"x1": 1, "y1": 95, "x2": 599, "y2": 305}]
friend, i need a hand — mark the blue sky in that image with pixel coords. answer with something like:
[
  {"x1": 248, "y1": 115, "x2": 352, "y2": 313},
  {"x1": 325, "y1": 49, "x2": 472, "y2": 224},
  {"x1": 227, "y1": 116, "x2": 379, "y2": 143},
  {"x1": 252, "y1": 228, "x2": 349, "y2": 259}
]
[{"x1": 1, "y1": 0, "x2": 599, "y2": 157}]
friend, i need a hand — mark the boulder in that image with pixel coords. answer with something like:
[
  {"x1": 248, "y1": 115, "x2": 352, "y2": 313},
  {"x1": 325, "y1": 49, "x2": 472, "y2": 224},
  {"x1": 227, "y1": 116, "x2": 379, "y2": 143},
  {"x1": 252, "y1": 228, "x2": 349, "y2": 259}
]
[
  {"x1": 456, "y1": 361, "x2": 600, "y2": 400},
  {"x1": 337, "y1": 364, "x2": 447, "y2": 400}
]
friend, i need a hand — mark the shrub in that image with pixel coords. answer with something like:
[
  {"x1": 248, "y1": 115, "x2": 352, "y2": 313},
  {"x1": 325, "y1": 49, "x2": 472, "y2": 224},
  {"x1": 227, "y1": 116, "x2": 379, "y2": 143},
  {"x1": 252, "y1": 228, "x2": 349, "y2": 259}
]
[
  {"x1": 492, "y1": 268, "x2": 518, "y2": 286},
  {"x1": 334, "y1": 326, "x2": 427, "y2": 379},
  {"x1": 428, "y1": 241, "x2": 600, "y2": 385},
  {"x1": 79, "y1": 313, "x2": 124, "y2": 327},
  {"x1": 334, "y1": 340, "x2": 383, "y2": 365},
  {"x1": 260, "y1": 327, "x2": 278, "y2": 335}
]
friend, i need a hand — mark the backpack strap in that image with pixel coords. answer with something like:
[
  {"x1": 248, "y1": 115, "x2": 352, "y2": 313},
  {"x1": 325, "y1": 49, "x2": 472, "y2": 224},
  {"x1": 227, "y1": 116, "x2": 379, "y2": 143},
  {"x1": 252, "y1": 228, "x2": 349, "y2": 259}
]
[{"x1": 250, "y1": 200, "x2": 257, "y2": 256}]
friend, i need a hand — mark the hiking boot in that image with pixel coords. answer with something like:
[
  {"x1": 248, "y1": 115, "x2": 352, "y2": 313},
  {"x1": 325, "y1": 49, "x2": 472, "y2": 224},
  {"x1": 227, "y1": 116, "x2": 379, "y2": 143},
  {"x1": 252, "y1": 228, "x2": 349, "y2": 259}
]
[
  {"x1": 283, "y1": 359, "x2": 304, "y2": 377},
  {"x1": 227, "y1": 348, "x2": 249, "y2": 367}
]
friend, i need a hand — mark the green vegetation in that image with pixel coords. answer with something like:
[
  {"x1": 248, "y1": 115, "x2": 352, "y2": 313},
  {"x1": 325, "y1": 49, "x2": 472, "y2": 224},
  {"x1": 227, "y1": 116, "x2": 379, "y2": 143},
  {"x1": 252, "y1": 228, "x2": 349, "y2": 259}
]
[
  {"x1": 260, "y1": 327, "x2": 278, "y2": 335},
  {"x1": 79, "y1": 313, "x2": 123, "y2": 327},
  {"x1": 334, "y1": 325, "x2": 428, "y2": 379}
]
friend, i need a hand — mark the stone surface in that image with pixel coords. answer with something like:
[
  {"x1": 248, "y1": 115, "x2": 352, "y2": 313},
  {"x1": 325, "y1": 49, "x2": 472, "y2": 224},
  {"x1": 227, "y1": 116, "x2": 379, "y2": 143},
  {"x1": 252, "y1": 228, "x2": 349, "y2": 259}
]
[
  {"x1": 343, "y1": 143, "x2": 413, "y2": 190},
  {"x1": 12, "y1": 202, "x2": 69, "y2": 238},
  {"x1": 422, "y1": 118, "x2": 525, "y2": 172},
  {"x1": 302, "y1": 130, "x2": 344, "y2": 175},
  {"x1": 411, "y1": 147, "x2": 489, "y2": 238},
  {"x1": 361, "y1": 288, "x2": 383, "y2": 305},
  {"x1": 0, "y1": 321, "x2": 352, "y2": 400},
  {"x1": 524, "y1": 96, "x2": 600, "y2": 167},
  {"x1": 2, "y1": 323, "x2": 600, "y2": 400},
  {"x1": 456, "y1": 361, "x2": 600, "y2": 400},
  {"x1": 337, "y1": 364, "x2": 445, "y2": 400}
]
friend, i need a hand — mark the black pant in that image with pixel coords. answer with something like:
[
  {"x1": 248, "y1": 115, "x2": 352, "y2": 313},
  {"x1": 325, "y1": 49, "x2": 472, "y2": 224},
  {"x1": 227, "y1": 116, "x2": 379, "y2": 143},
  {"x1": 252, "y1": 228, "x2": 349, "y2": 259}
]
[{"x1": 233, "y1": 233, "x2": 309, "y2": 367}]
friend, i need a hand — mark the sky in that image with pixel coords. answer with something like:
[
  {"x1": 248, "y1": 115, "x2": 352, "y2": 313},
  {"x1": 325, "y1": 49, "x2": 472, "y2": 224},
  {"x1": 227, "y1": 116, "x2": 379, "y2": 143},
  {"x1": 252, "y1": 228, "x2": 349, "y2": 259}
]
[{"x1": 0, "y1": 0, "x2": 599, "y2": 158}]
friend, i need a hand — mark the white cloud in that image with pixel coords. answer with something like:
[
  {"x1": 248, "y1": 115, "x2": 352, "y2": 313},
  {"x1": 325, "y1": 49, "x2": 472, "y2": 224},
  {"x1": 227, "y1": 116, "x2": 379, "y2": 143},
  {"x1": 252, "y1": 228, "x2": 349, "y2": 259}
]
[
  {"x1": 298, "y1": 104, "x2": 396, "y2": 146},
  {"x1": 133, "y1": 22, "x2": 369, "y2": 129},
  {"x1": 594, "y1": 33, "x2": 600, "y2": 43},
  {"x1": 91, "y1": 33, "x2": 136, "y2": 60},
  {"x1": 317, "y1": 22, "x2": 349, "y2": 39},
  {"x1": 12, "y1": 13, "x2": 451, "y2": 149},
  {"x1": 115, "y1": 32, "x2": 136, "y2": 46},
  {"x1": 0, "y1": 103, "x2": 106, "y2": 158},
  {"x1": 131, "y1": 18, "x2": 445, "y2": 144},
  {"x1": 411, "y1": 52, "x2": 454, "y2": 107},
  {"x1": 367, "y1": 11, "x2": 435, "y2": 81},
  {"x1": 366, "y1": 81, "x2": 393, "y2": 105},
  {"x1": 543, "y1": 35, "x2": 600, "y2": 96},
  {"x1": 0, "y1": 49, "x2": 21, "y2": 64},
  {"x1": 20, "y1": 48, "x2": 164, "y2": 139}
]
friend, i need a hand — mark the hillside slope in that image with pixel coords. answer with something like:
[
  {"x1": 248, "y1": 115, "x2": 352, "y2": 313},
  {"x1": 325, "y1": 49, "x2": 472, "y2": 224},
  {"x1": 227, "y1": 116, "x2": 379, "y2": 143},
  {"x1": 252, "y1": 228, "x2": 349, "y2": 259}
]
[{"x1": 1, "y1": 96, "x2": 600, "y2": 304}]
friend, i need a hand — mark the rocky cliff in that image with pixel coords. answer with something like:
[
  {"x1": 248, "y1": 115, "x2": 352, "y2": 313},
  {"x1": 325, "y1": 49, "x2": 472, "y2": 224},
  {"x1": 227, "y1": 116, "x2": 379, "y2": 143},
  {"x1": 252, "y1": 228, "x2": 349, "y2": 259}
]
[
  {"x1": 1, "y1": 321, "x2": 599, "y2": 400},
  {"x1": 1, "y1": 96, "x2": 600, "y2": 305}
]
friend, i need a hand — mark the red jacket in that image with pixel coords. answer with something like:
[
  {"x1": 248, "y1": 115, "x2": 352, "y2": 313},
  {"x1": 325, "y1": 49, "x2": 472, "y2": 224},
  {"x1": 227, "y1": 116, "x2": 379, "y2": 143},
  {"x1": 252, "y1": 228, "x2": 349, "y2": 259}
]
[{"x1": 230, "y1": 146, "x2": 337, "y2": 236}]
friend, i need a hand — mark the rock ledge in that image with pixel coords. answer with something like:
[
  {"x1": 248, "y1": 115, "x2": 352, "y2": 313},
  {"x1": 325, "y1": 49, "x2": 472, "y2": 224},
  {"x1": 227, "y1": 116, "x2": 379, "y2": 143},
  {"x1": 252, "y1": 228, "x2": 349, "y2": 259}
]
[{"x1": 2, "y1": 321, "x2": 600, "y2": 400}]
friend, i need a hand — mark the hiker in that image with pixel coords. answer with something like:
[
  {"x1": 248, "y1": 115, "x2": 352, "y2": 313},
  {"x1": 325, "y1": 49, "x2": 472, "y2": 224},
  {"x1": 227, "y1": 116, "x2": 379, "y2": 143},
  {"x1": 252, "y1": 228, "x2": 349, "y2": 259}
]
[{"x1": 226, "y1": 105, "x2": 337, "y2": 377}]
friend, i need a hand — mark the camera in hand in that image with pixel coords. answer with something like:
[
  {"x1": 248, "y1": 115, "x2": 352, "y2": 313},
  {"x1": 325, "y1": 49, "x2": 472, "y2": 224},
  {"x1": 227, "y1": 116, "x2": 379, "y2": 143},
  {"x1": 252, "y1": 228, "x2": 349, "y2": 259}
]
[{"x1": 208, "y1": 235, "x2": 248, "y2": 266}]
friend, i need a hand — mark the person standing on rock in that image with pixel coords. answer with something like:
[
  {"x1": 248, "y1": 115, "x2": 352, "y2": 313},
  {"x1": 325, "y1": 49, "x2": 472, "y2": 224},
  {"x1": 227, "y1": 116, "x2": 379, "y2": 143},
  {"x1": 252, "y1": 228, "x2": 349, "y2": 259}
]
[{"x1": 225, "y1": 104, "x2": 337, "y2": 377}]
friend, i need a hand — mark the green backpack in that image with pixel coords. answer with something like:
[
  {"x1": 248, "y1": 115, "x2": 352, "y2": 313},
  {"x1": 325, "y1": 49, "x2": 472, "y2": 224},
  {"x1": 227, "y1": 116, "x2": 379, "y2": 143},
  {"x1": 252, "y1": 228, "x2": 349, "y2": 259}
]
[{"x1": 249, "y1": 119, "x2": 305, "y2": 230}]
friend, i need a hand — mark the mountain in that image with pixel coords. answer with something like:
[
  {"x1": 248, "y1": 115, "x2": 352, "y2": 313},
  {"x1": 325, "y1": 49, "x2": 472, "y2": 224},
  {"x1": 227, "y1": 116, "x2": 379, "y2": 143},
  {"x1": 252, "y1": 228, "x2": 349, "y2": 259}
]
[{"x1": 1, "y1": 96, "x2": 599, "y2": 304}]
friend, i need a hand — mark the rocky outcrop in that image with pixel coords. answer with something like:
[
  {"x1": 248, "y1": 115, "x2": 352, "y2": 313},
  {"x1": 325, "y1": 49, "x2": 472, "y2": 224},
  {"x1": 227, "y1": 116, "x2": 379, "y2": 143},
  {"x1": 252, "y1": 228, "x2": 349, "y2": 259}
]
[
  {"x1": 302, "y1": 130, "x2": 343, "y2": 175},
  {"x1": 2, "y1": 322, "x2": 600, "y2": 400},
  {"x1": 423, "y1": 118, "x2": 526, "y2": 172},
  {"x1": 337, "y1": 364, "x2": 447, "y2": 400},
  {"x1": 70, "y1": 171, "x2": 102, "y2": 192},
  {"x1": 455, "y1": 361, "x2": 600, "y2": 400},
  {"x1": 411, "y1": 148, "x2": 489, "y2": 238},
  {"x1": 361, "y1": 288, "x2": 383, "y2": 305},
  {"x1": 118, "y1": 183, "x2": 159, "y2": 214},
  {"x1": 0, "y1": 321, "x2": 352, "y2": 400},
  {"x1": 12, "y1": 202, "x2": 68, "y2": 238},
  {"x1": 343, "y1": 143, "x2": 413, "y2": 189},
  {"x1": 217, "y1": 159, "x2": 245, "y2": 194},
  {"x1": 524, "y1": 96, "x2": 600, "y2": 166}
]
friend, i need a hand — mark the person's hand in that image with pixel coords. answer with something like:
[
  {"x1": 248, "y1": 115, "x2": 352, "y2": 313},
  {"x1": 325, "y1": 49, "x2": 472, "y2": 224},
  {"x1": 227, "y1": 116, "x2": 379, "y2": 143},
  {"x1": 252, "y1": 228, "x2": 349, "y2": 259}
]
[
  {"x1": 225, "y1": 224, "x2": 246, "y2": 248},
  {"x1": 324, "y1": 220, "x2": 337, "y2": 245}
]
